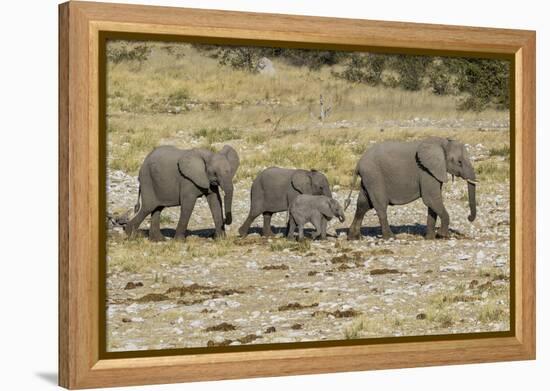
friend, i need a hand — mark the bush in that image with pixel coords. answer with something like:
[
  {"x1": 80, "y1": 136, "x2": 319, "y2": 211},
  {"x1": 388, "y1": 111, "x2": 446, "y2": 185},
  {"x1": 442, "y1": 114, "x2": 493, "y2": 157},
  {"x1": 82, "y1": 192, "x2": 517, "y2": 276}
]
[
  {"x1": 388, "y1": 54, "x2": 431, "y2": 91},
  {"x1": 334, "y1": 53, "x2": 386, "y2": 85},
  {"x1": 217, "y1": 47, "x2": 261, "y2": 72},
  {"x1": 455, "y1": 59, "x2": 510, "y2": 111},
  {"x1": 107, "y1": 43, "x2": 151, "y2": 65},
  {"x1": 426, "y1": 60, "x2": 453, "y2": 95}
]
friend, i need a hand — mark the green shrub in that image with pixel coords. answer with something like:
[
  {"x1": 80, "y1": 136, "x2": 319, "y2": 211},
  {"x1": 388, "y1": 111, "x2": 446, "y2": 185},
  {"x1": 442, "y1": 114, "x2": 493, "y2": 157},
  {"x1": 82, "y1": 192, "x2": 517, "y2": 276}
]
[{"x1": 455, "y1": 59, "x2": 510, "y2": 111}]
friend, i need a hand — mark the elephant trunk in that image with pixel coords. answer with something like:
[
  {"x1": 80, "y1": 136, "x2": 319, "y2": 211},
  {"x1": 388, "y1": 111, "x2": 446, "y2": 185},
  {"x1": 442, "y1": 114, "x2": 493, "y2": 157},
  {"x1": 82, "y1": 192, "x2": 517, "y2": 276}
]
[
  {"x1": 220, "y1": 179, "x2": 234, "y2": 225},
  {"x1": 467, "y1": 181, "x2": 476, "y2": 222},
  {"x1": 462, "y1": 159, "x2": 477, "y2": 222}
]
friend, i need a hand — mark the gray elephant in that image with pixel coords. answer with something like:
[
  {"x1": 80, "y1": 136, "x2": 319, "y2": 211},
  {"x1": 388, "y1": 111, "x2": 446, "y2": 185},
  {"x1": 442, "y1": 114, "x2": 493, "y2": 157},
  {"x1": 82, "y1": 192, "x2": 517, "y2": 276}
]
[
  {"x1": 344, "y1": 137, "x2": 477, "y2": 240},
  {"x1": 125, "y1": 145, "x2": 239, "y2": 241},
  {"x1": 238, "y1": 167, "x2": 332, "y2": 237},
  {"x1": 288, "y1": 195, "x2": 345, "y2": 241}
]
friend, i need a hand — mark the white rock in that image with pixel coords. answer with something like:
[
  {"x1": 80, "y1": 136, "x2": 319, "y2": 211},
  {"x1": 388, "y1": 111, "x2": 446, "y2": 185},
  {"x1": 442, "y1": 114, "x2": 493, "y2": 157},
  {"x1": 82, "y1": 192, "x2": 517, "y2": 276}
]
[
  {"x1": 131, "y1": 317, "x2": 144, "y2": 323},
  {"x1": 246, "y1": 261, "x2": 258, "y2": 269},
  {"x1": 190, "y1": 320, "x2": 203, "y2": 328}
]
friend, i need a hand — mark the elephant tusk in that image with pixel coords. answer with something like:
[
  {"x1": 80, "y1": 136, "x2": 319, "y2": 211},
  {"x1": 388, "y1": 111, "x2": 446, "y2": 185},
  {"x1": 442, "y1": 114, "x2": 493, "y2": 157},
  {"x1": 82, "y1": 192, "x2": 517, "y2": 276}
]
[{"x1": 467, "y1": 179, "x2": 478, "y2": 185}]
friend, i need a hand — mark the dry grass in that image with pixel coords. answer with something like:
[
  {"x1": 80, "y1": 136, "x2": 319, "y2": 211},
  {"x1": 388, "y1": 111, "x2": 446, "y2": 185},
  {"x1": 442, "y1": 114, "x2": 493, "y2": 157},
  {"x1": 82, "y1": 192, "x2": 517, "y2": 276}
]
[{"x1": 107, "y1": 41, "x2": 509, "y2": 181}]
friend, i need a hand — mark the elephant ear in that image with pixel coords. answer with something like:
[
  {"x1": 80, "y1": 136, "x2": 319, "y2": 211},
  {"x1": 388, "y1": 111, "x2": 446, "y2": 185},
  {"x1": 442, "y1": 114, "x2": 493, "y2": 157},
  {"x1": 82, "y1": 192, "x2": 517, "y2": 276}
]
[
  {"x1": 318, "y1": 198, "x2": 335, "y2": 219},
  {"x1": 220, "y1": 145, "x2": 240, "y2": 178},
  {"x1": 291, "y1": 171, "x2": 313, "y2": 194},
  {"x1": 177, "y1": 151, "x2": 210, "y2": 189},
  {"x1": 417, "y1": 141, "x2": 448, "y2": 183}
]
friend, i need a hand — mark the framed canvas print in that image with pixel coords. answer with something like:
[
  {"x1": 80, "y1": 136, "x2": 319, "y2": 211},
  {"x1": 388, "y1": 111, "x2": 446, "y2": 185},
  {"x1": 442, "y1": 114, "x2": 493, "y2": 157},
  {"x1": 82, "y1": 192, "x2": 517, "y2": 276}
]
[{"x1": 58, "y1": 1, "x2": 536, "y2": 389}]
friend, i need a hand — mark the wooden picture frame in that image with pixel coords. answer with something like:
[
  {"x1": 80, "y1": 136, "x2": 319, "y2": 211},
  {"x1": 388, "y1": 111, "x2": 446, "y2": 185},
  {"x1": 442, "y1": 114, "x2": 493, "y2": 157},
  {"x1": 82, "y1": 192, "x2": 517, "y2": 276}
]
[{"x1": 59, "y1": 1, "x2": 536, "y2": 389}]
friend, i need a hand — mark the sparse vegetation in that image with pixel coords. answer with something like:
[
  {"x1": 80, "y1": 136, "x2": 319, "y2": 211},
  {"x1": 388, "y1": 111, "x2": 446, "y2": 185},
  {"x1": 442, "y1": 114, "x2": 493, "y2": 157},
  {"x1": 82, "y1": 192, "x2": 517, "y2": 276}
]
[
  {"x1": 105, "y1": 40, "x2": 510, "y2": 351},
  {"x1": 193, "y1": 127, "x2": 242, "y2": 145}
]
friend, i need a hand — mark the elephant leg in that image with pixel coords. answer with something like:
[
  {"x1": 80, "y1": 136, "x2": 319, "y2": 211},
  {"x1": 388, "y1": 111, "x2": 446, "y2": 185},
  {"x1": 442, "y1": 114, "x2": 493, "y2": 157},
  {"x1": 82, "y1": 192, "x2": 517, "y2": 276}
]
[
  {"x1": 348, "y1": 190, "x2": 371, "y2": 240},
  {"x1": 206, "y1": 191, "x2": 225, "y2": 239},
  {"x1": 425, "y1": 207, "x2": 438, "y2": 240},
  {"x1": 238, "y1": 208, "x2": 262, "y2": 237},
  {"x1": 422, "y1": 192, "x2": 449, "y2": 239},
  {"x1": 311, "y1": 213, "x2": 322, "y2": 240},
  {"x1": 297, "y1": 224, "x2": 305, "y2": 242},
  {"x1": 320, "y1": 217, "x2": 328, "y2": 240},
  {"x1": 262, "y1": 212, "x2": 274, "y2": 237},
  {"x1": 375, "y1": 207, "x2": 394, "y2": 239},
  {"x1": 287, "y1": 217, "x2": 296, "y2": 240},
  {"x1": 148, "y1": 206, "x2": 165, "y2": 242},
  {"x1": 124, "y1": 206, "x2": 153, "y2": 238},
  {"x1": 368, "y1": 186, "x2": 394, "y2": 239},
  {"x1": 174, "y1": 197, "x2": 197, "y2": 240}
]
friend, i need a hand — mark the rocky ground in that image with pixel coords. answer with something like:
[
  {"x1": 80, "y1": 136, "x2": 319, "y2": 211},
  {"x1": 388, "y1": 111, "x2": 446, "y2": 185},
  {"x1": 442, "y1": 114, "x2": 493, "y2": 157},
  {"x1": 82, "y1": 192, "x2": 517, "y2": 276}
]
[{"x1": 105, "y1": 132, "x2": 510, "y2": 351}]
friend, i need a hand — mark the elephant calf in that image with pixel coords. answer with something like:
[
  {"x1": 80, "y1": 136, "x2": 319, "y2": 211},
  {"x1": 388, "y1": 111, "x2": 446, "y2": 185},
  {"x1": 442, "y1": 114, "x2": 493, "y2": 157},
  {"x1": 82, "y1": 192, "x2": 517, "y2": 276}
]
[
  {"x1": 345, "y1": 137, "x2": 477, "y2": 240},
  {"x1": 238, "y1": 167, "x2": 332, "y2": 237},
  {"x1": 125, "y1": 145, "x2": 239, "y2": 241},
  {"x1": 288, "y1": 195, "x2": 345, "y2": 241}
]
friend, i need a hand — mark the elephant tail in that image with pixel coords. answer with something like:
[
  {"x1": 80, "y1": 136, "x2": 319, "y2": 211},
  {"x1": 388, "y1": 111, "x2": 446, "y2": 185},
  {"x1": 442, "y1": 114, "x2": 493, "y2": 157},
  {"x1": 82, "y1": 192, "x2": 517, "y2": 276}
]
[
  {"x1": 134, "y1": 185, "x2": 141, "y2": 214},
  {"x1": 344, "y1": 167, "x2": 358, "y2": 211}
]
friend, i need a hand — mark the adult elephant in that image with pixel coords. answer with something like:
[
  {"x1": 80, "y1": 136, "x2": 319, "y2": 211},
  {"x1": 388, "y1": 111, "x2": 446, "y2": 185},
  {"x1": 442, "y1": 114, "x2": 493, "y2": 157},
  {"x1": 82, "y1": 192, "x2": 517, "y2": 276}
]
[
  {"x1": 344, "y1": 137, "x2": 477, "y2": 240},
  {"x1": 125, "y1": 145, "x2": 239, "y2": 241},
  {"x1": 238, "y1": 167, "x2": 332, "y2": 237}
]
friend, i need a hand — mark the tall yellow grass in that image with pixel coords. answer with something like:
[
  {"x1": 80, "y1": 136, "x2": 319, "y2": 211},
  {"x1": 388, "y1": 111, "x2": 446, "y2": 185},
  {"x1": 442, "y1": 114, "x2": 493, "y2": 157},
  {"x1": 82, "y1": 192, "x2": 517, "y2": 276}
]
[{"x1": 106, "y1": 41, "x2": 509, "y2": 186}]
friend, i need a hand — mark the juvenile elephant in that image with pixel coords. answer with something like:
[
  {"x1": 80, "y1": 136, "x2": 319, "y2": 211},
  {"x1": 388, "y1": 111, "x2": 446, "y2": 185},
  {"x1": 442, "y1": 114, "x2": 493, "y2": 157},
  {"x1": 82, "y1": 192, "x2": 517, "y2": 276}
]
[
  {"x1": 288, "y1": 195, "x2": 345, "y2": 241},
  {"x1": 345, "y1": 137, "x2": 477, "y2": 240},
  {"x1": 125, "y1": 145, "x2": 239, "y2": 241},
  {"x1": 238, "y1": 167, "x2": 332, "y2": 237}
]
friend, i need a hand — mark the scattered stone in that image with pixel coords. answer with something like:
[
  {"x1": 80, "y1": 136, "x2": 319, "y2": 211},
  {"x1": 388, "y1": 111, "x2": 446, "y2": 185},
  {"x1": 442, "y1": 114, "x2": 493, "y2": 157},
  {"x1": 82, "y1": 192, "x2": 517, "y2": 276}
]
[
  {"x1": 262, "y1": 264, "x2": 289, "y2": 270},
  {"x1": 278, "y1": 302, "x2": 319, "y2": 311},
  {"x1": 205, "y1": 322, "x2": 237, "y2": 332},
  {"x1": 124, "y1": 281, "x2": 144, "y2": 290},
  {"x1": 416, "y1": 313, "x2": 427, "y2": 320},
  {"x1": 265, "y1": 326, "x2": 276, "y2": 334},
  {"x1": 122, "y1": 317, "x2": 132, "y2": 323},
  {"x1": 238, "y1": 334, "x2": 262, "y2": 344},
  {"x1": 312, "y1": 309, "x2": 360, "y2": 318},
  {"x1": 291, "y1": 323, "x2": 303, "y2": 330},
  {"x1": 136, "y1": 293, "x2": 169, "y2": 302},
  {"x1": 207, "y1": 339, "x2": 233, "y2": 347},
  {"x1": 370, "y1": 268, "x2": 400, "y2": 275}
]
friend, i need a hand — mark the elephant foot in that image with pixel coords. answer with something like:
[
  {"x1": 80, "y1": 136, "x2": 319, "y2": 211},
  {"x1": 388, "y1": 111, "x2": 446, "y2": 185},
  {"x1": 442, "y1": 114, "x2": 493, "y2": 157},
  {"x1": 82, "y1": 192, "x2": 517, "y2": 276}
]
[
  {"x1": 238, "y1": 226, "x2": 249, "y2": 237},
  {"x1": 425, "y1": 231, "x2": 436, "y2": 240},
  {"x1": 381, "y1": 232, "x2": 395, "y2": 240},
  {"x1": 124, "y1": 225, "x2": 136, "y2": 238},
  {"x1": 436, "y1": 230, "x2": 450, "y2": 239},
  {"x1": 173, "y1": 232, "x2": 186, "y2": 241},
  {"x1": 262, "y1": 230, "x2": 274, "y2": 237},
  {"x1": 347, "y1": 232, "x2": 360, "y2": 241},
  {"x1": 213, "y1": 231, "x2": 226, "y2": 240},
  {"x1": 149, "y1": 233, "x2": 166, "y2": 242}
]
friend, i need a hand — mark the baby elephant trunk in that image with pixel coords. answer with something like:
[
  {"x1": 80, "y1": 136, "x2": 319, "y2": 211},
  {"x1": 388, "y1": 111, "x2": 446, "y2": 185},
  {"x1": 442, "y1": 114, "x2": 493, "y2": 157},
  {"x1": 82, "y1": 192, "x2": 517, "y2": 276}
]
[{"x1": 220, "y1": 179, "x2": 234, "y2": 225}]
